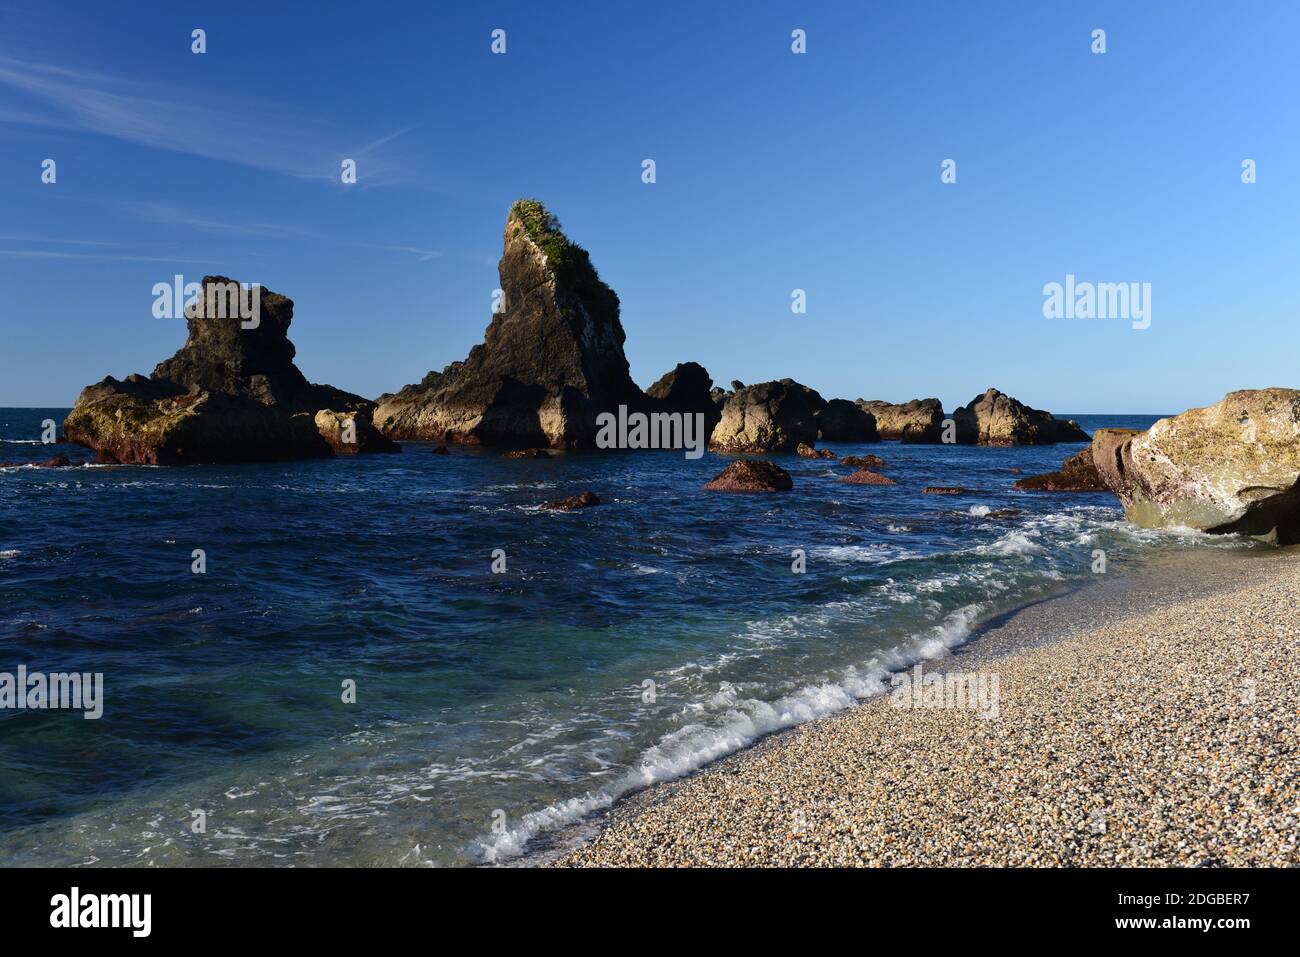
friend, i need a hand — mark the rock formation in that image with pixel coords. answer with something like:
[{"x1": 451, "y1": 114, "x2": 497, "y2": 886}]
[
  {"x1": 646, "y1": 361, "x2": 722, "y2": 436},
  {"x1": 856, "y1": 398, "x2": 945, "y2": 443},
  {"x1": 1089, "y1": 390, "x2": 1300, "y2": 542},
  {"x1": 372, "y1": 200, "x2": 645, "y2": 448},
  {"x1": 703, "y1": 459, "x2": 794, "y2": 492},
  {"x1": 952, "y1": 388, "x2": 1090, "y2": 446},
  {"x1": 840, "y1": 468, "x2": 895, "y2": 485},
  {"x1": 817, "y1": 398, "x2": 879, "y2": 442},
  {"x1": 1014, "y1": 446, "x2": 1108, "y2": 491},
  {"x1": 709, "y1": 379, "x2": 823, "y2": 453},
  {"x1": 64, "y1": 277, "x2": 396, "y2": 464}
]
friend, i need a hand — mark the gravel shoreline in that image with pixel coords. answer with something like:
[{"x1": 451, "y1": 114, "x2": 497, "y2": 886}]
[{"x1": 556, "y1": 549, "x2": 1300, "y2": 866}]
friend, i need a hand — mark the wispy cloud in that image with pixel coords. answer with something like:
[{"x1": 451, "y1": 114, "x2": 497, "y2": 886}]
[
  {"x1": 0, "y1": 249, "x2": 212, "y2": 263},
  {"x1": 0, "y1": 54, "x2": 413, "y2": 184}
]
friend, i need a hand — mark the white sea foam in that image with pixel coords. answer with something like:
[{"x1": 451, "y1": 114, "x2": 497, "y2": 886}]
[{"x1": 474, "y1": 603, "x2": 982, "y2": 864}]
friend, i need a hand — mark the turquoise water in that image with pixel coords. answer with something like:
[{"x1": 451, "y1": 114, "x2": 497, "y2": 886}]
[{"x1": 0, "y1": 410, "x2": 1257, "y2": 865}]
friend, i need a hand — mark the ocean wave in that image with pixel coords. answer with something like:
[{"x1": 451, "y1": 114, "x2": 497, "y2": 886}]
[{"x1": 474, "y1": 604, "x2": 981, "y2": 864}]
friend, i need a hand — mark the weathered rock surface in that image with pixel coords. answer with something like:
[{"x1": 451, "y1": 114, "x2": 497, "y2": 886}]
[
  {"x1": 1089, "y1": 390, "x2": 1300, "y2": 542},
  {"x1": 541, "y1": 490, "x2": 601, "y2": 510},
  {"x1": 373, "y1": 200, "x2": 644, "y2": 448},
  {"x1": 710, "y1": 379, "x2": 823, "y2": 453},
  {"x1": 314, "y1": 409, "x2": 400, "y2": 455},
  {"x1": 703, "y1": 459, "x2": 794, "y2": 492},
  {"x1": 646, "y1": 361, "x2": 722, "y2": 436},
  {"x1": 856, "y1": 398, "x2": 945, "y2": 443},
  {"x1": 840, "y1": 468, "x2": 895, "y2": 486},
  {"x1": 841, "y1": 454, "x2": 887, "y2": 469},
  {"x1": 952, "y1": 388, "x2": 1090, "y2": 446},
  {"x1": 64, "y1": 277, "x2": 386, "y2": 464},
  {"x1": 817, "y1": 398, "x2": 879, "y2": 443},
  {"x1": 1014, "y1": 446, "x2": 1108, "y2": 492},
  {"x1": 796, "y1": 442, "x2": 835, "y2": 460}
]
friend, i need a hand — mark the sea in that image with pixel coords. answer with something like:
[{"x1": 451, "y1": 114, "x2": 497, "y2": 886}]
[{"x1": 0, "y1": 409, "x2": 1262, "y2": 866}]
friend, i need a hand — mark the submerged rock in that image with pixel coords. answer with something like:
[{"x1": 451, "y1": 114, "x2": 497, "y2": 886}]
[
  {"x1": 1091, "y1": 389, "x2": 1300, "y2": 543},
  {"x1": 703, "y1": 459, "x2": 794, "y2": 492},
  {"x1": 1014, "y1": 446, "x2": 1107, "y2": 491},
  {"x1": 817, "y1": 398, "x2": 879, "y2": 442},
  {"x1": 856, "y1": 398, "x2": 945, "y2": 443},
  {"x1": 64, "y1": 277, "x2": 386, "y2": 465},
  {"x1": 924, "y1": 486, "x2": 967, "y2": 495},
  {"x1": 373, "y1": 200, "x2": 645, "y2": 448},
  {"x1": 710, "y1": 379, "x2": 823, "y2": 453},
  {"x1": 840, "y1": 468, "x2": 895, "y2": 486},
  {"x1": 952, "y1": 388, "x2": 1090, "y2": 446},
  {"x1": 541, "y1": 490, "x2": 601, "y2": 510}
]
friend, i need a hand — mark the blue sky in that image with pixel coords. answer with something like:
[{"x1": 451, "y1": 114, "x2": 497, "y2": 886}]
[{"x1": 1, "y1": 1, "x2": 1297, "y2": 413}]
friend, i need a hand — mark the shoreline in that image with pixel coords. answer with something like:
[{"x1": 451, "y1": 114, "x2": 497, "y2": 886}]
[{"x1": 548, "y1": 546, "x2": 1300, "y2": 867}]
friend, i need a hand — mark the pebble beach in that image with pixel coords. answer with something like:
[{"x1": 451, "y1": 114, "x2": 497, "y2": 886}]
[{"x1": 558, "y1": 550, "x2": 1300, "y2": 867}]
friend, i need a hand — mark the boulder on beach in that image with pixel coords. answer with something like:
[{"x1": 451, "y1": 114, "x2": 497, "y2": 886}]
[
  {"x1": 1014, "y1": 446, "x2": 1108, "y2": 491},
  {"x1": 703, "y1": 459, "x2": 794, "y2": 492},
  {"x1": 541, "y1": 490, "x2": 601, "y2": 510},
  {"x1": 372, "y1": 199, "x2": 645, "y2": 449},
  {"x1": 63, "y1": 277, "x2": 388, "y2": 465},
  {"x1": 710, "y1": 379, "x2": 823, "y2": 453},
  {"x1": 646, "y1": 361, "x2": 722, "y2": 436},
  {"x1": 951, "y1": 388, "x2": 1090, "y2": 446},
  {"x1": 840, "y1": 467, "x2": 895, "y2": 485},
  {"x1": 856, "y1": 398, "x2": 945, "y2": 443},
  {"x1": 796, "y1": 442, "x2": 836, "y2": 460},
  {"x1": 1090, "y1": 389, "x2": 1300, "y2": 543},
  {"x1": 817, "y1": 398, "x2": 879, "y2": 442}
]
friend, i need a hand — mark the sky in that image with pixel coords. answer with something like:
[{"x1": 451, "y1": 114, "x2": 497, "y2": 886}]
[{"x1": 1, "y1": 0, "x2": 1297, "y2": 414}]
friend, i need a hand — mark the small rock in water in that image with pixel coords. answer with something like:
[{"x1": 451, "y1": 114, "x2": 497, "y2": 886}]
[
  {"x1": 840, "y1": 468, "x2": 895, "y2": 486},
  {"x1": 431, "y1": 445, "x2": 450, "y2": 455},
  {"x1": 503, "y1": 448, "x2": 552, "y2": 460},
  {"x1": 541, "y1": 490, "x2": 601, "y2": 510},
  {"x1": 841, "y1": 454, "x2": 887, "y2": 469},
  {"x1": 796, "y1": 442, "x2": 835, "y2": 460},
  {"x1": 704, "y1": 460, "x2": 793, "y2": 492}
]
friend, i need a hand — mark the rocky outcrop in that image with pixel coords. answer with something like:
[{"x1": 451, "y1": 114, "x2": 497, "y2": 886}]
[
  {"x1": 646, "y1": 361, "x2": 722, "y2": 436},
  {"x1": 1014, "y1": 446, "x2": 1107, "y2": 492},
  {"x1": 64, "y1": 277, "x2": 389, "y2": 464},
  {"x1": 541, "y1": 490, "x2": 601, "y2": 510},
  {"x1": 856, "y1": 398, "x2": 945, "y2": 443},
  {"x1": 952, "y1": 388, "x2": 1090, "y2": 446},
  {"x1": 840, "y1": 468, "x2": 895, "y2": 486},
  {"x1": 0, "y1": 454, "x2": 72, "y2": 468},
  {"x1": 703, "y1": 459, "x2": 794, "y2": 492},
  {"x1": 373, "y1": 200, "x2": 644, "y2": 449},
  {"x1": 503, "y1": 448, "x2": 552, "y2": 459},
  {"x1": 314, "y1": 410, "x2": 400, "y2": 455},
  {"x1": 709, "y1": 379, "x2": 823, "y2": 453},
  {"x1": 1089, "y1": 390, "x2": 1300, "y2": 542},
  {"x1": 817, "y1": 398, "x2": 879, "y2": 442}
]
